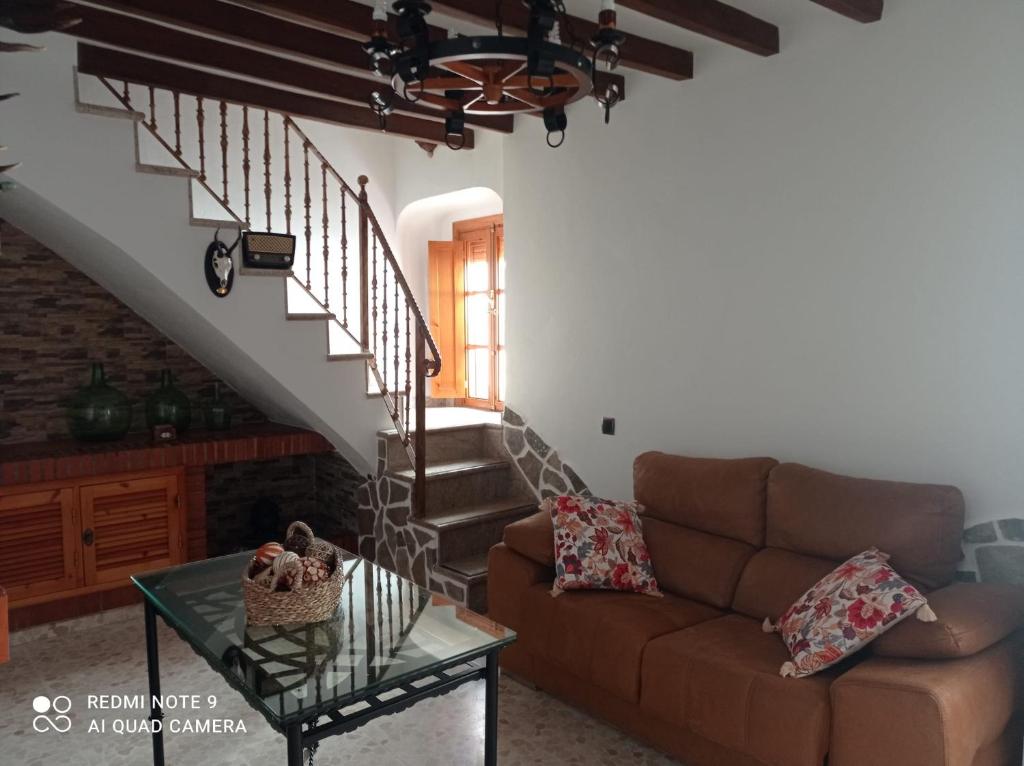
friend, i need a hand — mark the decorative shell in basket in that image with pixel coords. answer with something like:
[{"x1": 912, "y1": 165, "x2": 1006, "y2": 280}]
[{"x1": 242, "y1": 521, "x2": 344, "y2": 626}]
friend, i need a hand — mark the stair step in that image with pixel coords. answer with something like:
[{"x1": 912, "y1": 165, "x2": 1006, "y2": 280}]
[
  {"x1": 423, "y1": 496, "x2": 538, "y2": 529},
  {"x1": 191, "y1": 216, "x2": 244, "y2": 229},
  {"x1": 392, "y1": 456, "x2": 509, "y2": 483},
  {"x1": 75, "y1": 102, "x2": 143, "y2": 121},
  {"x1": 136, "y1": 162, "x2": 198, "y2": 178},
  {"x1": 328, "y1": 351, "x2": 372, "y2": 361},
  {"x1": 438, "y1": 553, "x2": 489, "y2": 580},
  {"x1": 287, "y1": 312, "x2": 336, "y2": 321},
  {"x1": 239, "y1": 267, "x2": 293, "y2": 278}
]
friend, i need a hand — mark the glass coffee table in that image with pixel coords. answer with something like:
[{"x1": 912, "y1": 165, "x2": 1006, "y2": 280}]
[{"x1": 132, "y1": 550, "x2": 515, "y2": 765}]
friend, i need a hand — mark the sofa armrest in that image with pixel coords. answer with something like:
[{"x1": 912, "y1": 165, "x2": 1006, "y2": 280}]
[
  {"x1": 502, "y1": 510, "x2": 554, "y2": 567},
  {"x1": 830, "y1": 637, "x2": 1022, "y2": 766},
  {"x1": 487, "y1": 543, "x2": 553, "y2": 630},
  {"x1": 872, "y1": 582, "x2": 1024, "y2": 659}
]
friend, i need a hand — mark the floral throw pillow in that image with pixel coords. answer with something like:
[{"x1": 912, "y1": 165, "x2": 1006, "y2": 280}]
[
  {"x1": 765, "y1": 548, "x2": 937, "y2": 678},
  {"x1": 542, "y1": 495, "x2": 660, "y2": 598}
]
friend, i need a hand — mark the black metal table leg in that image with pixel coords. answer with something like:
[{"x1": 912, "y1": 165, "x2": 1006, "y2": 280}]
[
  {"x1": 144, "y1": 601, "x2": 165, "y2": 766},
  {"x1": 287, "y1": 722, "x2": 304, "y2": 766},
  {"x1": 485, "y1": 650, "x2": 499, "y2": 766}
]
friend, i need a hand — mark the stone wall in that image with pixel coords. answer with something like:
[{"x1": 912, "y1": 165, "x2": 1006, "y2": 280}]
[
  {"x1": 0, "y1": 219, "x2": 265, "y2": 444},
  {"x1": 959, "y1": 519, "x2": 1024, "y2": 585},
  {"x1": 502, "y1": 406, "x2": 590, "y2": 499}
]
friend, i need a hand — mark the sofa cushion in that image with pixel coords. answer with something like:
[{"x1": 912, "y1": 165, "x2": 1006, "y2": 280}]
[
  {"x1": 766, "y1": 463, "x2": 965, "y2": 590},
  {"x1": 643, "y1": 517, "x2": 757, "y2": 608},
  {"x1": 640, "y1": 614, "x2": 836, "y2": 766},
  {"x1": 732, "y1": 548, "x2": 839, "y2": 620},
  {"x1": 517, "y1": 584, "x2": 722, "y2": 702},
  {"x1": 872, "y1": 582, "x2": 1024, "y2": 659},
  {"x1": 634, "y1": 452, "x2": 778, "y2": 547}
]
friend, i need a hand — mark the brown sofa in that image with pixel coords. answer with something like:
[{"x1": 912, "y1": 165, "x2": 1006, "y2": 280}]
[{"x1": 488, "y1": 452, "x2": 1024, "y2": 766}]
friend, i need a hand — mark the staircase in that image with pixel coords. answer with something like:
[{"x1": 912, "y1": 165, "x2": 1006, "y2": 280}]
[
  {"x1": 0, "y1": 39, "x2": 538, "y2": 611},
  {"x1": 378, "y1": 416, "x2": 538, "y2": 612}
]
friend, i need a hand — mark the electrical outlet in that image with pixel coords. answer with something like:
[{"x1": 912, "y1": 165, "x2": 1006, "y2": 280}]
[{"x1": 601, "y1": 417, "x2": 616, "y2": 436}]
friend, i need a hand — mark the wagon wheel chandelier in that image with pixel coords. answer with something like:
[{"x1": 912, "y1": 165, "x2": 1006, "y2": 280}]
[{"x1": 363, "y1": 0, "x2": 626, "y2": 149}]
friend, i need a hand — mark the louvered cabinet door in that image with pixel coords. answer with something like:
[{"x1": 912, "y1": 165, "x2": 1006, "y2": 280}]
[
  {"x1": 0, "y1": 485, "x2": 83, "y2": 602},
  {"x1": 79, "y1": 472, "x2": 185, "y2": 586}
]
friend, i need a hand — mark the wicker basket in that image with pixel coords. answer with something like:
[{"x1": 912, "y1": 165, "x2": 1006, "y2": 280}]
[{"x1": 242, "y1": 521, "x2": 344, "y2": 626}]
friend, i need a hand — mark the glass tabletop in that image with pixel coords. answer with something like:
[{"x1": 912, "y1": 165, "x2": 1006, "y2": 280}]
[{"x1": 132, "y1": 551, "x2": 515, "y2": 729}]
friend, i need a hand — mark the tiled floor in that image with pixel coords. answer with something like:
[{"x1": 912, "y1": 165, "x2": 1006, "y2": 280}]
[{"x1": 0, "y1": 606, "x2": 677, "y2": 765}]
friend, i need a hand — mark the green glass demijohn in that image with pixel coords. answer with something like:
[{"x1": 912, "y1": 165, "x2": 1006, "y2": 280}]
[
  {"x1": 146, "y1": 369, "x2": 192, "y2": 433},
  {"x1": 203, "y1": 382, "x2": 233, "y2": 431},
  {"x1": 67, "y1": 362, "x2": 133, "y2": 442}
]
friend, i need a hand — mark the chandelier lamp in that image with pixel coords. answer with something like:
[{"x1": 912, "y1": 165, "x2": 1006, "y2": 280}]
[{"x1": 364, "y1": 0, "x2": 626, "y2": 149}]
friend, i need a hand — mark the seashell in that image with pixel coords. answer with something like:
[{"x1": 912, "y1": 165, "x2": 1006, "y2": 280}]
[
  {"x1": 255, "y1": 541, "x2": 284, "y2": 566},
  {"x1": 305, "y1": 538, "x2": 335, "y2": 564},
  {"x1": 299, "y1": 557, "x2": 330, "y2": 586}
]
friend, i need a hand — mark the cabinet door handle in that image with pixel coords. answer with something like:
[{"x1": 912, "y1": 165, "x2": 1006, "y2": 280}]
[{"x1": 82, "y1": 528, "x2": 95, "y2": 546}]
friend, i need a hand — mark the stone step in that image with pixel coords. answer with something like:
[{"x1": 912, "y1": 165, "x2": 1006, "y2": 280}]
[
  {"x1": 421, "y1": 496, "x2": 537, "y2": 563},
  {"x1": 436, "y1": 554, "x2": 490, "y2": 614},
  {"x1": 391, "y1": 458, "x2": 515, "y2": 516},
  {"x1": 381, "y1": 423, "x2": 502, "y2": 472}
]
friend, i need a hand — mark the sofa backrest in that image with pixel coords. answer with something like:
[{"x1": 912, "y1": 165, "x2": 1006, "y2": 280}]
[
  {"x1": 633, "y1": 452, "x2": 777, "y2": 608},
  {"x1": 732, "y1": 462, "x2": 966, "y2": 620}
]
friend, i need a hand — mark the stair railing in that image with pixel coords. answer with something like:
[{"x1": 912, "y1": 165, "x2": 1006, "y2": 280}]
[{"x1": 91, "y1": 76, "x2": 440, "y2": 515}]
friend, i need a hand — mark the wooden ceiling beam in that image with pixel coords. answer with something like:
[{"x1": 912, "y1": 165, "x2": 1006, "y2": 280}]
[
  {"x1": 425, "y1": 0, "x2": 692, "y2": 81},
  {"x1": 82, "y1": 0, "x2": 372, "y2": 72},
  {"x1": 615, "y1": 0, "x2": 779, "y2": 56},
  {"x1": 76, "y1": 44, "x2": 476, "y2": 147},
  {"x1": 63, "y1": 5, "x2": 510, "y2": 133},
  {"x1": 808, "y1": 0, "x2": 883, "y2": 23},
  {"x1": 238, "y1": 0, "x2": 646, "y2": 84}
]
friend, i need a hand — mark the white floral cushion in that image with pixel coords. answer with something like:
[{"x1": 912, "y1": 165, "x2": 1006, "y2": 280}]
[
  {"x1": 542, "y1": 495, "x2": 660, "y2": 598},
  {"x1": 766, "y1": 548, "x2": 936, "y2": 678}
]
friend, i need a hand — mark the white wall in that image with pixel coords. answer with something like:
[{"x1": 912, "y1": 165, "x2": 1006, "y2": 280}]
[
  {"x1": 396, "y1": 187, "x2": 504, "y2": 311},
  {"x1": 504, "y1": 0, "x2": 1024, "y2": 525}
]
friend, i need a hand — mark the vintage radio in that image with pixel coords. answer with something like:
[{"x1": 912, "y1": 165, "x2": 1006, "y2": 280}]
[{"x1": 242, "y1": 232, "x2": 296, "y2": 270}]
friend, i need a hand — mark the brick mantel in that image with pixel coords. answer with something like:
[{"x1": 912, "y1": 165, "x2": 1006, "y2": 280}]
[{"x1": 0, "y1": 423, "x2": 333, "y2": 486}]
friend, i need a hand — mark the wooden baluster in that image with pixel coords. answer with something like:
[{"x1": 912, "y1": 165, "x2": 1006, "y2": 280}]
[
  {"x1": 371, "y1": 231, "x2": 378, "y2": 360},
  {"x1": 405, "y1": 305, "x2": 412, "y2": 427},
  {"x1": 283, "y1": 118, "x2": 292, "y2": 235},
  {"x1": 303, "y1": 142, "x2": 312, "y2": 289},
  {"x1": 414, "y1": 327, "x2": 427, "y2": 517},
  {"x1": 172, "y1": 92, "x2": 182, "y2": 157},
  {"x1": 148, "y1": 86, "x2": 156, "y2": 130},
  {"x1": 358, "y1": 177, "x2": 370, "y2": 351},
  {"x1": 263, "y1": 110, "x2": 271, "y2": 231},
  {"x1": 196, "y1": 96, "x2": 206, "y2": 182},
  {"x1": 241, "y1": 106, "x2": 251, "y2": 226},
  {"x1": 122, "y1": 80, "x2": 130, "y2": 106},
  {"x1": 381, "y1": 255, "x2": 389, "y2": 393},
  {"x1": 321, "y1": 164, "x2": 330, "y2": 308},
  {"x1": 340, "y1": 189, "x2": 349, "y2": 329},
  {"x1": 394, "y1": 271, "x2": 399, "y2": 407},
  {"x1": 219, "y1": 100, "x2": 229, "y2": 205}
]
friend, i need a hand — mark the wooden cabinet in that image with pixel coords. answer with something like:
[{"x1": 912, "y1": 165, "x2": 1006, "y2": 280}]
[
  {"x1": 0, "y1": 485, "x2": 81, "y2": 602},
  {"x1": 0, "y1": 469, "x2": 186, "y2": 606}
]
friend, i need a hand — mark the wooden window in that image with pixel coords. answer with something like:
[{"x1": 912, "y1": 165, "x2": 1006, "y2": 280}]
[{"x1": 427, "y1": 214, "x2": 505, "y2": 410}]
